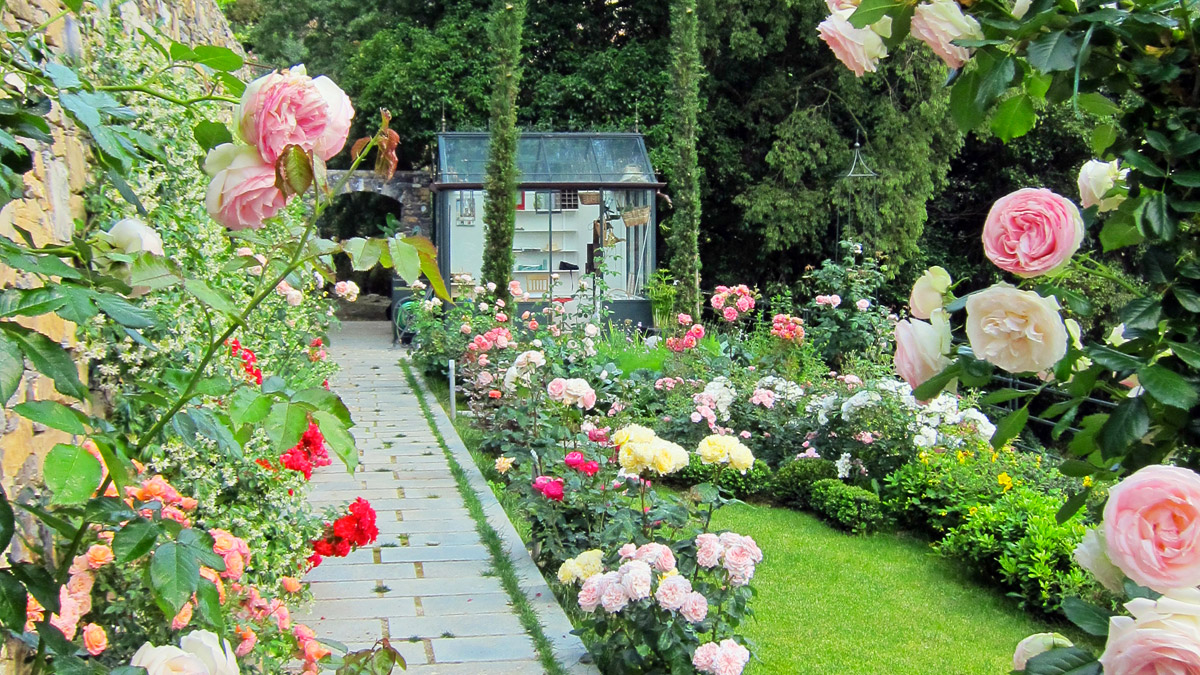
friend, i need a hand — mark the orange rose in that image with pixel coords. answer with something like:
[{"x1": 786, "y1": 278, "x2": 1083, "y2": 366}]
[
  {"x1": 281, "y1": 576, "x2": 302, "y2": 593},
  {"x1": 170, "y1": 601, "x2": 193, "y2": 630},
  {"x1": 303, "y1": 639, "x2": 330, "y2": 661},
  {"x1": 82, "y1": 623, "x2": 107, "y2": 656},
  {"x1": 85, "y1": 545, "x2": 114, "y2": 569}
]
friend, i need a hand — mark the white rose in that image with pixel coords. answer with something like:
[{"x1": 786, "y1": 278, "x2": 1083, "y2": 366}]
[
  {"x1": 1073, "y1": 528, "x2": 1126, "y2": 593},
  {"x1": 1078, "y1": 159, "x2": 1127, "y2": 212},
  {"x1": 564, "y1": 378, "x2": 592, "y2": 401},
  {"x1": 179, "y1": 631, "x2": 239, "y2": 675},
  {"x1": 108, "y1": 217, "x2": 164, "y2": 256},
  {"x1": 909, "y1": 266, "x2": 952, "y2": 320},
  {"x1": 130, "y1": 644, "x2": 207, "y2": 675},
  {"x1": 584, "y1": 323, "x2": 599, "y2": 337},
  {"x1": 965, "y1": 284, "x2": 1068, "y2": 374},
  {"x1": 1013, "y1": 633, "x2": 1072, "y2": 670}
]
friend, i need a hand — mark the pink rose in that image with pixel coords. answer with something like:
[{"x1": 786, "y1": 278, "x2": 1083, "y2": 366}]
[
  {"x1": 1101, "y1": 589, "x2": 1200, "y2": 674},
  {"x1": 909, "y1": 0, "x2": 983, "y2": 69},
  {"x1": 722, "y1": 307, "x2": 738, "y2": 322},
  {"x1": 893, "y1": 310, "x2": 953, "y2": 396},
  {"x1": 581, "y1": 389, "x2": 597, "y2": 410},
  {"x1": 856, "y1": 298, "x2": 871, "y2": 311},
  {"x1": 828, "y1": 294, "x2": 842, "y2": 308},
  {"x1": 578, "y1": 573, "x2": 608, "y2": 612},
  {"x1": 509, "y1": 280, "x2": 523, "y2": 296},
  {"x1": 634, "y1": 543, "x2": 677, "y2": 572},
  {"x1": 618, "y1": 543, "x2": 638, "y2": 559},
  {"x1": 714, "y1": 640, "x2": 751, "y2": 675},
  {"x1": 237, "y1": 66, "x2": 329, "y2": 164},
  {"x1": 982, "y1": 188, "x2": 1084, "y2": 278},
  {"x1": 564, "y1": 451, "x2": 585, "y2": 469},
  {"x1": 680, "y1": 591, "x2": 709, "y2": 624},
  {"x1": 204, "y1": 144, "x2": 289, "y2": 231},
  {"x1": 311, "y1": 76, "x2": 354, "y2": 161},
  {"x1": 1103, "y1": 465, "x2": 1200, "y2": 592},
  {"x1": 655, "y1": 574, "x2": 692, "y2": 611},
  {"x1": 542, "y1": 479, "x2": 565, "y2": 502},
  {"x1": 547, "y1": 378, "x2": 568, "y2": 401},
  {"x1": 817, "y1": 9, "x2": 888, "y2": 77},
  {"x1": 723, "y1": 544, "x2": 758, "y2": 586},
  {"x1": 694, "y1": 642, "x2": 720, "y2": 672},
  {"x1": 678, "y1": 313, "x2": 693, "y2": 325},
  {"x1": 735, "y1": 296, "x2": 752, "y2": 313},
  {"x1": 619, "y1": 560, "x2": 653, "y2": 600},
  {"x1": 711, "y1": 294, "x2": 725, "y2": 310},
  {"x1": 696, "y1": 533, "x2": 723, "y2": 568},
  {"x1": 600, "y1": 573, "x2": 630, "y2": 613}
]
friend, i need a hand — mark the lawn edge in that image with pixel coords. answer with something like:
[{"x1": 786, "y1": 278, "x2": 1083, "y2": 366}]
[{"x1": 401, "y1": 359, "x2": 597, "y2": 675}]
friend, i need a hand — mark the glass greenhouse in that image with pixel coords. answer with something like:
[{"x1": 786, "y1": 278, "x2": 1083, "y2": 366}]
[{"x1": 434, "y1": 132, "x2": 662, "y2": 322}]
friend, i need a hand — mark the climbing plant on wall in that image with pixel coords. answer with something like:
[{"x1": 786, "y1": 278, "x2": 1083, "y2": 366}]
[{"x1": 667, "y1": 0, "x2": 702, "y2": 316}]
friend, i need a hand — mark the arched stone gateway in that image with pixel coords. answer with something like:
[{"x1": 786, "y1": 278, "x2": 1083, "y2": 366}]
[{"x1": 326, "y1": 170, "x2": 434, "y2": 237}]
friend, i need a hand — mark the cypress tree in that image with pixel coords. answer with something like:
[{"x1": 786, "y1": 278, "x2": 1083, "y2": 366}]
[
  {"x1": 667, "y1": 0, "x2": 702, "y2": 316},
  {"x1": 481, "y1": 0, "x2": 527, "y2": 299}
]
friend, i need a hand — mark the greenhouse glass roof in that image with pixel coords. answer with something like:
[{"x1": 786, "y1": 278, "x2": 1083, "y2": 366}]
[{"x1": 436, "y1": 132, "x2": 661, "y2": 188}]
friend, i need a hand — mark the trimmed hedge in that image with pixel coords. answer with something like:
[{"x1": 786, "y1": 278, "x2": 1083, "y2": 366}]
[
  {"x1": 810, "y1": 479, "x2": 886, "y2": 534},
  {"x1": 770, "y1": 458, "x2": 837, "y2": 507}
]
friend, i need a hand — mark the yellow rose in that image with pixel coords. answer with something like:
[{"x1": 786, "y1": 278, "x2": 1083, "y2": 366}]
[
  {"x1": 909, "y1": 266, "x2": 952, "y2": 320},
  {"x1": 619, "y1": 441, "x2": 656, "y2": 473},
  {"x1": 612, "y1": 424, "x2": 656, "y2": 449},
  {"x1": 575, "y1": 550, "x2": 604, "y2": 578},
  {"x1": 494, "y1": 456, "x2": 514, "y2": 474},
  {"x1": 697, "y1": 435, "x2": 732, "y2": 465},
  {"x1": 557, "y1": 559, "x2": 583, "y2": 584},
  {"x1": 650, "y1": 439, "x2": 689, "y2": 475},
  {"x1": 727, "y1": 440, "x2": 755, "y2": 472}
]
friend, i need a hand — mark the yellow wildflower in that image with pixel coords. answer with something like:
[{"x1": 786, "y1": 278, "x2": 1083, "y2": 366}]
[
  {"x1": 968, "y1": 506, "x2": 978, "y2": 516},
  {"x1": 997, "y1": 472, "x2": 1013, "y2": 492},
  {"x1": 1082, "y1": 476, "x2": 1093, "y2": 488}
]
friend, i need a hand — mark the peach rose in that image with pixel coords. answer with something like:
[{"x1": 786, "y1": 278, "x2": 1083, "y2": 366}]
[
  {"x1": 1078, "y1": 159, "x2": 1127, "y2": 213},
  {"x1": 1103, "y1": 465, "x2": 1200, "y2": 592},
  {"x1": 86, "y1": 544, "x2": 114, "y2": 569},
  {"x1": 204, "y1": 144, "x2": 289, "y2": 231},
  {"x1": 170, "y1": 601, "x2": 193, "y2": 630},
  {"x1": 311, "y1": 76, "x2": 354, "y2": 161},
  {"x1": 909, "y1": 0, "x2": 983, "y2": 69},
  {"x1": 817, "y1": 9, "x2": 888, "y2": 78},
  {"x1": 965, "y1": 285, "x2": 1067, "y2": 374},
  {"x1": 982, "y1": 188, "x2": 1084, "y2": 278},
  {"x1": 909, "y1": 266, "x2": 951, "y2": 320},
  {"x1": 236, "y1": 66, "x2": 329, "y2": 164},
  {"x1": 1101, "y1": 588, "x2": 1200, "y2": 674},
  {"x1": 893, "y1": 309, "x2": 953, "y2": 395},
  {"x1": 82, "y1": 623, "x2": 107, "y2": 656},
  {"x1": 281, "y1": 576, "x2": 302, "y2": 594},
  {"x1": 578, "y1": 572, "x2": 608, "y2": 613}
]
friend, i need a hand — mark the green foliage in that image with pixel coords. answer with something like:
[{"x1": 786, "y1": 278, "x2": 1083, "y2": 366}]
[
  {"x1": 800, "y1": 241, "x2": 895, "y2": 370},
  {"x1": 808, "y1": 478, "x2": 886, "y2": 534},
  {"x1": 671, "y1": 454, "x2": 773, "y2": 500},
  {"x1": 481, "y1": 0, "x2": 527, "y2": 296},
  {"x1": 666, "y1": 0, "x2": 702, "y2": 316},
  {"x1": 771, "y1": 458, "x2": 837, "y2": 508}
]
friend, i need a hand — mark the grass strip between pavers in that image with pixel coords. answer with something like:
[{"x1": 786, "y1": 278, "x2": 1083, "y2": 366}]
[{"x1": 401, "y1": 361, "x2": 569, "y2": 675}]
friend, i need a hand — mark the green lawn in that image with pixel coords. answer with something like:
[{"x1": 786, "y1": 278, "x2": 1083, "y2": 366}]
[{"x1": 707, "y1": 501, "x2": 1085, "y2": 675}]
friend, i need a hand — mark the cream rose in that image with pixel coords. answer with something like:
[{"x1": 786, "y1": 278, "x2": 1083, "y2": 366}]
[
  {"x1": 965, "y1": 285, "x2": 1068, "y2": 374},
  {"x1": 909, "y1": 0, "x2": 983, "y2": 69},
  {"x1": 108, "y1": 217, "x2": 164, "y2": 257},
  {"x1": 1101, "y1": 588, "x2": 1200, "y2": 674},
  {"x1": 1073, "y1": 527, "x2": 1126, "y2": 593},
  {"x1": 179, "y1": 631, "x2": 239, "y2": 675},
  {"x1": 1078, "y1": 159, "x2": 1128, "y2": 213},
  {"x1": 1013, "y1": 633, "x2": 1072, "y2": 670},
  {"x1": 893, "y1": 308, "x2": 953, "y2": 396},
  {"x1": 1103, "y1": 465, "x2": 1200, "y2": 592},
  {"x1": 909, "y1": 266, "x2": 952, "y2": 320}
]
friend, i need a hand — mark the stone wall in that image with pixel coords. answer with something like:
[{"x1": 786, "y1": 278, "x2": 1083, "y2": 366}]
[{"x1": 0, "y1": 0, "x2": 241, "y2": 497}]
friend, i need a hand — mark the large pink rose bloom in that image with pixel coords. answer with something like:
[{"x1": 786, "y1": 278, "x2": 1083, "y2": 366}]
[
  {"x1": 1100, "y1": 588, "x2": 1200, "y2": 674},
  {"x1": 1103, "y1": 465, "x2": 1200, "y2": 593},
  {"x1": 983, "y1": 188, "x2": 1084, "y2": 278},
  {"x1": 204, "y1": 144, "x2": 289, "y2": 231},
  {"x1": 817, "y1": 9, "x2": 888, "y2": 77},
  {"x1": 311, "y1": 76, "x2": 355, "y2": 161},
  {"x1": 237, "y1": 66, "x2": 330, "y2": 164}
]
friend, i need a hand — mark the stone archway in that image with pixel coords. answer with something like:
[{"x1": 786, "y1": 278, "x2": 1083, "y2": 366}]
[{"x1": 325, "y1": 170, "x2": 434, "y2": 238}]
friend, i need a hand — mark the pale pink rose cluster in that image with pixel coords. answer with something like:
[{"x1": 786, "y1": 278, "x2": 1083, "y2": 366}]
[
  {"x1": 620, "y1": 542, "x2": 677, "y2": 573},
  {"x1": 710, "y1": 285, "x2": 755, "y2": 322},
  {"x1": 696, "y1": 532, "x2": 763, "y2": 586},
  {"x1": 546, "y1": 377, "x2": 598, "y2": 410},
  {"x1": 334, "y1": 280, "x2": 360, "y2": 302},
  {"x1": 206, "y1": 66, "x2": 354, "y2": 230},
  {"x1": 693, "y1": 639, "x2": 751, "y2": 675},
  {"x1": 815, "y1": 294, "x2": 841, "y2": 308},
  {"x1": 749, "y1": 388, "x2": 775, "y2": 408},
  {"x1": 578, "y1": 560, "x2": 654, "y2": 614}
]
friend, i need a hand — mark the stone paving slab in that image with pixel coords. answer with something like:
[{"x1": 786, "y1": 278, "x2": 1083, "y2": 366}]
[{"x1": 295, "y1": 321, "x2": 594, "y2": 673}]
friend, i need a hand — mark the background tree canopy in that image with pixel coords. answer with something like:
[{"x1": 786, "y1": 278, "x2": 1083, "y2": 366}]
[{"x1": 223, "y1": 0, "x2": 1095, "y2": 299}]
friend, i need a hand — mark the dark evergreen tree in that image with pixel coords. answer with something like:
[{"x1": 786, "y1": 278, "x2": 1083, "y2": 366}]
[
  {"x1": 480, "y1": 0, "x2": 527, "y2": 297},
  {"x1": 667, "y1": 0, "x2": 702, "y2": 315}
]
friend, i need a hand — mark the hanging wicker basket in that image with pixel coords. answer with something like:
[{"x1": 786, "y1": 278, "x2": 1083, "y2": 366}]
[{"x1": 579, "y1": 191, "x2": 602, "y2": 205}]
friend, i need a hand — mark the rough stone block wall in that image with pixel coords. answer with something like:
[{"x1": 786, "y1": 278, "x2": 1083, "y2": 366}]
[{"x1": 0, "y1": 0, "x2": 241, "y2": 498}]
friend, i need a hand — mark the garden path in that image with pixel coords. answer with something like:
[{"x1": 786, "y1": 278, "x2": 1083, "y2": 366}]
[{"x1": 294, "y1": 321, "x2": 545, "y2": 673}]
